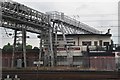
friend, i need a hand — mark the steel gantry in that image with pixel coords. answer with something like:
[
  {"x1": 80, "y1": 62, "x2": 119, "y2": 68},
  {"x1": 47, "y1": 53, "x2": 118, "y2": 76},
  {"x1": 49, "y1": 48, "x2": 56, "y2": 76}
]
[
  {"x1": 1, "y1": 0, "x2": 52, "y2": 68},
  {"x1": 1, "y1": 1, "x2": 100, "y2": 68}
]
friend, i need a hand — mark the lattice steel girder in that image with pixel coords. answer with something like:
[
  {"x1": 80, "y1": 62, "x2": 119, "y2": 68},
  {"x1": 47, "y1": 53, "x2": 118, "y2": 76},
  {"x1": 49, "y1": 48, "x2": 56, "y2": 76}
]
[
  {"x1": 1, "y1": 19, "x2": 42, "y2": 34},
  {"x1": 63, "y1": 25, "x2": 71, "y2": 34},
  {"x1": 51, "y1": 21, "x2": 92, "y2": 34},
  {"x1": 47, "y1": 11, "x2": 100, "y2": 34},
  {"x1": 1, "y1": 1, "x2": 50, "y2": 34},
  {"x1": 2, "y1": 13, "x2": 50, "y2": 33},
  {"x1": 1, "y1": 1, "x2": 49, "y2": 23}
]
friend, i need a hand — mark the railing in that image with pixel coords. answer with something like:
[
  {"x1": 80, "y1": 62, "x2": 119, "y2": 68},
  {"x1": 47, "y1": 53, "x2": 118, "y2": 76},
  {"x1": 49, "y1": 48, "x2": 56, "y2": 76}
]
[
  {"x1": 80, "y1": 45, "x2": 108, "y2": 52},
  {"x1": 46, "y1": 11, "x2": 100, "y2": 34}
]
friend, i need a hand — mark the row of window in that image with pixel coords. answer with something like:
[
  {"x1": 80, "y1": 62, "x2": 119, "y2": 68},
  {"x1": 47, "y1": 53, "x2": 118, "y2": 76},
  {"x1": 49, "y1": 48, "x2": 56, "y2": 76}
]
[
  {"x1": 82, "y1": 41, "x2": 109, "y2": 46},
  {"x1": 57, "y1": 38, "x2": 109, "y2": 46},
  {"x1": 57, "y1": 41, "x2": 109, "y2": 46}
]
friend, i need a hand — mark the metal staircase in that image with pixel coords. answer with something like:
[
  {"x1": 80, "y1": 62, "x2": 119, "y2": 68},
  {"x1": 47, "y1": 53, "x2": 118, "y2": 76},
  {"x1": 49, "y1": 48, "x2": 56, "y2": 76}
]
[{"x1": 54, "y1": 22, "x2": 73, "y2": 66}]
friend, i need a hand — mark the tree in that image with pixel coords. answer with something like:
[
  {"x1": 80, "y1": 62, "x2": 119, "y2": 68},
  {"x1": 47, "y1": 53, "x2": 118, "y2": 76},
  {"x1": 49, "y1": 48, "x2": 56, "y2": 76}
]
[
  {"x1": 26, "y1": 45, "x2": 32, "y2": 50},
  {"x1": 33, "y1": 47, "x2": 39, "y2": 50},
  {"x1": 3, "y1": 43, "x2": 33, "y2": 51},
  {"x1": 16, "y1": 44, "x2": 33, "y2": 51},
  {"x1": 3, "y1": 43, "x2": 13, "y2": 51}
]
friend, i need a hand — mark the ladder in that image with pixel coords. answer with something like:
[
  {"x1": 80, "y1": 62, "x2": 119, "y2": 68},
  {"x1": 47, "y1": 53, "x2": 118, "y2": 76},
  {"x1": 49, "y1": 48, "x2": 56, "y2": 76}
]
[
  {"x1": 40, "y1": 28, "x2": 54, "y2": 67},
  {"x1": 57, "y1": 22, "x2": 72, "y2": 66}
]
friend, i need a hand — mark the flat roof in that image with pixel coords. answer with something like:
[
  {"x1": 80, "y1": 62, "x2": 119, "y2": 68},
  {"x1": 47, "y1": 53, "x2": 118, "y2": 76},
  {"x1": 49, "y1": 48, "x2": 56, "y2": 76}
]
[{"x1": 57, "y1": 34, "x2": 112, "y2": 37}]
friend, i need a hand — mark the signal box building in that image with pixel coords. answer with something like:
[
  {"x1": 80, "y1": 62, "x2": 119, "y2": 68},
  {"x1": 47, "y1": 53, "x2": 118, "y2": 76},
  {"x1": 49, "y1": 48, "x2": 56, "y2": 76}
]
[
  {"x1": 56, "y1": 34, "x2": 114, "y2": 69},
  {"x1": 57, "y1": 34, "x2": 112, "y2": 49}
]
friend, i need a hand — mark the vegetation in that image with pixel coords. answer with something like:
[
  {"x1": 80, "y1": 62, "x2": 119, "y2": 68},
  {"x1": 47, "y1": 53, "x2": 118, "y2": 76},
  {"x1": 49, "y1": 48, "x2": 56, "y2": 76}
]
[
  {"x1": 3, "y1": 43, "x2": 13, "y2": 51},
  {"x1": 2, "y1": 43, "x2": 35, "y2": 51},
  {"x1": 33, "y1": 47, "x2": 39, "y2": 50},
  {"x1": 26, "y1": 45, "x2": 32, "y2": 50}
]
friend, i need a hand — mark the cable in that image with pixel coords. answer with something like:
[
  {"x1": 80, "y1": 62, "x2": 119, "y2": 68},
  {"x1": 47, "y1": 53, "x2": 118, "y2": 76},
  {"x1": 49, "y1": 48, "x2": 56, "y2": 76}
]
[
  {"x1": 70, "y1": 14, "x2": 117, "y2": 18},
  {"x1": 3, "y1": 28, "x2": 9, "y2": 37},
  {"x1": 81, "y1": 20, "x2": 118, "y2": 22},
  {"x1": 102, "y1": 26, "x2": 118, "y2": 27}
]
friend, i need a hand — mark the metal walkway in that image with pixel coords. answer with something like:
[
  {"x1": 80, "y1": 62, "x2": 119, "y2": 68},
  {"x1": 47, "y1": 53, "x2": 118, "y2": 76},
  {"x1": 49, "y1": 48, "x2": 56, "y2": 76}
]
[{"x1": 46, "y1": 11, "x2": 100, "y2": 34}]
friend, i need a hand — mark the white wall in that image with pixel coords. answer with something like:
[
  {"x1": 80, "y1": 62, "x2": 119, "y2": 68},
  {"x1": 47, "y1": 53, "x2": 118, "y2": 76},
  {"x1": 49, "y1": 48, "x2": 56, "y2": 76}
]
[
  {"x1": 73, "y1": 35, "x2": 111, "y2": 46},
  {"x1": 58, "y1": 35, "x2": 111, "y2": 52}
]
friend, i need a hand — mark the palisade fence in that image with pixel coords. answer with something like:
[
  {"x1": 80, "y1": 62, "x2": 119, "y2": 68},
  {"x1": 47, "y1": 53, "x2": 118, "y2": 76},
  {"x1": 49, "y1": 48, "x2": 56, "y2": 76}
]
[{"x1": 2, "y1": 57, "x2": 118, "y2": 71}]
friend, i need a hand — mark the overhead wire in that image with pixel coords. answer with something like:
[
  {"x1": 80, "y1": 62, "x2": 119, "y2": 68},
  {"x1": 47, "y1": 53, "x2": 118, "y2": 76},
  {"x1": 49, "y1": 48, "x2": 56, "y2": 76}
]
[{"x1": 3, "y1": 28, "x2": 9, "y2": 37}]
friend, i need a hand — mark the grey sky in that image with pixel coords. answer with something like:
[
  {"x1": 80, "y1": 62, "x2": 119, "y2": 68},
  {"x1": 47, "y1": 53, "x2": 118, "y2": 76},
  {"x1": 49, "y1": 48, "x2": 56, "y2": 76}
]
[{"x1": 0, "y1": 0, "x2": 119, "y2": 48}]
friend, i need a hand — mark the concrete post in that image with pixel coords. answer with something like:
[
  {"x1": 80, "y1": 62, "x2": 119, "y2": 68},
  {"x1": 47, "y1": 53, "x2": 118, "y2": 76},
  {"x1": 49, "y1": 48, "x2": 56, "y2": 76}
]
[
  {"x1": 22, "y1": 28, "x2": 26, "y2": 68},
  {"x1": 49, "y1": 28, "x2": 54, "y2": 67},
  {"x1": 39, "y1": 33, "x2": 43, "y2": 67},
  {"x1": 11, "y1": 30, "x2": 17, "y2": 68}
]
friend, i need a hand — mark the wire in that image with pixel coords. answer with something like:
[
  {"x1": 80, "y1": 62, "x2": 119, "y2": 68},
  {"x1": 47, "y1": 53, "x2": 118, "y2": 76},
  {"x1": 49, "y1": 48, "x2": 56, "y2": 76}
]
[
  {"x1": 95, "y1": 26, "x2": 119, "y2": 27},
  {"x1": 4, "y1": 28, "x2": 9, "y2": 37},
  {"x1": 81, "y1": 20, "x2": 120, "y2": 22},
  {"x1": 70, "y1": 14, "x2": 117, "y2": 18}
]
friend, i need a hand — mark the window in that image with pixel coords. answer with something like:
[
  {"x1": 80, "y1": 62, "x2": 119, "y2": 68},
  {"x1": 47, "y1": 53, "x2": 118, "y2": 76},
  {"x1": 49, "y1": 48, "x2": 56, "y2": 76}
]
[
  {"x1": 82, "y1": 41, "x2": 91, "y2": 46},
  {"x1": 67, "y1": 41, "x2": 75, "y2": 45},
  {"x1": 104, "y1": 42, "x2": 109, "y2": 46},
  {"x1": 94, "y1": 41, "x2": 98, "y2": 46},
  {"x1": 99, "y1": 40, "x2": 102, "y2": 46}
]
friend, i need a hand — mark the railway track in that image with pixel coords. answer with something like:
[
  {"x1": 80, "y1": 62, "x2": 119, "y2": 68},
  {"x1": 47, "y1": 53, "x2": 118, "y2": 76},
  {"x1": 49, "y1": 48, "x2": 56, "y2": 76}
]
[{"x1": 2, "y1": 69, "x2": 120, "y2": 80}]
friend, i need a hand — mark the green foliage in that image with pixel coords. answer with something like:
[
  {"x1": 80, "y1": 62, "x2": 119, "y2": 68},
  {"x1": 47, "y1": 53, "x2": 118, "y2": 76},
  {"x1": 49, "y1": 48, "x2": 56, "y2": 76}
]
[
  {"x1": 16, "y1": 44, "x2": 33, "y2": 51},
  {"x1": 33, "y1": 47, "x2": 39, "y2": 50},
  {"x1": 3, "y1": 43, "x2": 33, "y2": 51},
  {"x1": 26, "y1": 45, "x2": 32, "y2": 50},
  {"x1": 3, "y1": 43, "x2": 13, "y2": 51}
]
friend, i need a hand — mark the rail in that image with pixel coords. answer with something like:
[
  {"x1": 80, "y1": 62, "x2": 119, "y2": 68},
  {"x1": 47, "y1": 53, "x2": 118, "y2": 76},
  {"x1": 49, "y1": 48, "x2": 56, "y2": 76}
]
[{"x1": 46, "y1": 11, "x2": 100, "y2": 34}]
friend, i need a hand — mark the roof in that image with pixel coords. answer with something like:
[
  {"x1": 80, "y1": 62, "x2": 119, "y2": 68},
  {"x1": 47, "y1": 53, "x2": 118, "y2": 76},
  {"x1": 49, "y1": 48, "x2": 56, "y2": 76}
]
[{"x1": 57, "y1": 34, "x2": 112, "y2": 37}]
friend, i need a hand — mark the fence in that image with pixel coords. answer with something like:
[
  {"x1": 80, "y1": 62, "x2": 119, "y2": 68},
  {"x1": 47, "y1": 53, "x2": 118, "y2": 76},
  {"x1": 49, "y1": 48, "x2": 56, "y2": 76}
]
[{"x1": 2, "y1": 56, "x2": 117, "y2": 71}]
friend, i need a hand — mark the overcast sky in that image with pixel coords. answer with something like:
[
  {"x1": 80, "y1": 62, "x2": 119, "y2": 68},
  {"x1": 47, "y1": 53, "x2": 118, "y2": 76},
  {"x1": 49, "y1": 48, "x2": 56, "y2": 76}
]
[{"x1": 0, "y1": 0, "x2": 119, "y2": 48}]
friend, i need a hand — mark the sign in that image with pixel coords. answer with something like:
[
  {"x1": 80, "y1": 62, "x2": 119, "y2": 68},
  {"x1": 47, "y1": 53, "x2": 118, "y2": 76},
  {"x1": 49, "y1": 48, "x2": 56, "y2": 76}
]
[{"x1": 33, "y1": 61, "x2": 43, "y2": 65}]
